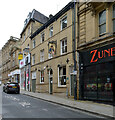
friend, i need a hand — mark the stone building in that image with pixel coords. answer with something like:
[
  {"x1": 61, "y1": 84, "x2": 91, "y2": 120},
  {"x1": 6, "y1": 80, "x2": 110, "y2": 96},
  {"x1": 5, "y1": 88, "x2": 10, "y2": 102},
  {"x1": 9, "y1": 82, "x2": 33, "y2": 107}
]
[
  {"x1": 30, "y1": 2, "x2": 78, "y2": 97},
  {"x1": 78, "y1": 2, "x2": 115, "y2": 102},
  {"x1": 29, "y1": 1, "x2": 115, "y2": 102},
  {"x1": 2, "y1": 36, "x2": 21, "y2": 83},
  {"x1": 0, "y1": 50, "x2": 2, "y2": 85},
  {"x1": 20, "y1": 9, "x2": 49, "y2": 91}
]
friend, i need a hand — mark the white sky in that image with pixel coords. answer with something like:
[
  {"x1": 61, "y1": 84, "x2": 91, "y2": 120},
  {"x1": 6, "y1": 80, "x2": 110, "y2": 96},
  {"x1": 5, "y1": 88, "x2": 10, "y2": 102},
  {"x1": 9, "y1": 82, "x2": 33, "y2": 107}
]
[{"x1": 0, "y1": 0, "x2": 71, "y2": 50}]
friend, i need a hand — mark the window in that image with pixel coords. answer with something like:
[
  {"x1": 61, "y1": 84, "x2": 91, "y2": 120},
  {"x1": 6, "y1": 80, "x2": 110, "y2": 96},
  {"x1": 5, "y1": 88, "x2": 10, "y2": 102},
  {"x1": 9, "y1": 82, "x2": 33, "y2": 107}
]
[
  {"x1": 99, "y1": 10, "x2": 106, "y2": 35},
  {"x1": 40, "y1": 49, "x2": 44, "y2": 62},
  {"x1": 58, "y1": 66, "x2": 66, "y2": 86},
  {"x1": 12, "y1": 60, "x2": 15, "y2": 67},
  {"x1": 32, "y1": 54, "x2": 35, "y2": 65},
  {"x1": 41, "y1": 32, "x2": 45, "y2": 43},
  {"x1": 61, "y1": 16, "x2": 67, "y2": 30},
  {"x1": 49, "y1": 26, "x2": 53, "y2": 37},
  {"x1": 32, "y1": 39, "x2": 36, "y2": 48},
  {"x1": 113, "y1": 4, "x2": 115, "y2": 32},
  {"x1": 40, "y1": 70, "x2": 44, "y2": 83},
  {"x1": 61, "y1": 38, "x2": 67, "y2": 54},
  {"x1": 28, "y1": 26, "x2": 30, "y2": 36},
  {"x1": 24, "y1": 33, "x2": 26, "y2": 41},
  {"x1": 13, "y1": 52, "x2": 15, "y2": 59}
]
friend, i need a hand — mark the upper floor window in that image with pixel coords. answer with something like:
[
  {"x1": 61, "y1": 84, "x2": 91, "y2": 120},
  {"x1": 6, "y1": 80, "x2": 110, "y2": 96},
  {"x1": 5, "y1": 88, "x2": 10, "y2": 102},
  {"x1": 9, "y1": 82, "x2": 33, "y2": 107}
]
[
  {"x1": 12, "y1": 60, "x2": 15, "y2": 67},
  {"x1": 32, "y1": 39, "x2": 36, "y2": 48},
  {"x1": 113, "y1": 4, "x2": 115, "y2": 32},
  {"x1": 49, "y1": 26, "x2": 53, "y2": 37},
  {"x1": 41, "y1": 32, "x2": 45, "y2": 43},
  {"x1": 40, "y1": 49, "x2": 44, "y2": 62},
  {"x1": 99, "y1": 10, "x2": 106, "y2": 35},
  {"x1": 61, "y1": 16, "x2": 67, "y2": 30},
  {"x1": 32, "y1": 54, "x2": 35, "y2": 65},
  {"x1": 28, "y1": 26, "x2": 30, "y2": 36},
  {"x1": 24, "y1": 33, "x2": 26, "y2": 41},
  {"x1": 13, "y1": 52, "x2": 15, "y2": 59},
  {"x1": 61, "y1": 38, "x2": 67, "y2": 55}
]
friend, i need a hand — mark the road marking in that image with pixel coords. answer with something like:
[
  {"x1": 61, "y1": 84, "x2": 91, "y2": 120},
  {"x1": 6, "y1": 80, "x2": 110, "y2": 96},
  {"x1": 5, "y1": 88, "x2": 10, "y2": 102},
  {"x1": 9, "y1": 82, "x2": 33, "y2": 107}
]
[
  {"x1": 5, "y1": 95, "x2": 20, "y2": 101},
  {"x1": 19, "y1": 102, "x2": 31, "y2": 107},
  {"x1": 5, "y1": 95, "x2": 31, "y2": 108},
  {"x1": 42, "y1": 108, "x2": 48, "y2": 111}
]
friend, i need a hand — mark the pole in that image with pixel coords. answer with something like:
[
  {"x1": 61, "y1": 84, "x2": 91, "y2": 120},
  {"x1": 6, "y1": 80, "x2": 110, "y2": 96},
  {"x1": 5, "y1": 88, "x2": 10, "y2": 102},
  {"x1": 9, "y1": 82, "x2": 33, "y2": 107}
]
[{"x1": 73, "y1": 0, "x2": 77, "y2": 100}]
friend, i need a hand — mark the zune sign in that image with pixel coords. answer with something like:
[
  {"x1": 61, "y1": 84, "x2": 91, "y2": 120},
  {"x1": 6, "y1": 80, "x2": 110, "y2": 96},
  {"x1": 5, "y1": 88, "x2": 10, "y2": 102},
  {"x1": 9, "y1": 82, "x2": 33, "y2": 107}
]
[
  {"x1": 80, "y1": 44, "x2": 115, "y2": 66},
  {"x1": 90, "y1": 46, "x2": 115, "y2": 63}
]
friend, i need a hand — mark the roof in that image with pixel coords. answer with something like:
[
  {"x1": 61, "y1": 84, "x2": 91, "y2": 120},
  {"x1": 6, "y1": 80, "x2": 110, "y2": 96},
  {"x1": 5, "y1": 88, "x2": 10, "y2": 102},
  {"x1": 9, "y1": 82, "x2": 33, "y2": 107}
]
[
  {"x1": 30, "y1": 2, "x2": 74, "y2": 39},
  {"x1": 20, "y1": 9, "x2": 49, "y2": 36}
]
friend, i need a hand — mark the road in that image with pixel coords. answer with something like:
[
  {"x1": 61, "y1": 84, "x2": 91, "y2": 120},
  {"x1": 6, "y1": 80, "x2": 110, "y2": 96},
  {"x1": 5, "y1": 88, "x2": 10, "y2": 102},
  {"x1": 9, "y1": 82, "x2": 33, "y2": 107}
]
[{"x1": 2, "y1": 92, "x2": 107, "y2": 119}]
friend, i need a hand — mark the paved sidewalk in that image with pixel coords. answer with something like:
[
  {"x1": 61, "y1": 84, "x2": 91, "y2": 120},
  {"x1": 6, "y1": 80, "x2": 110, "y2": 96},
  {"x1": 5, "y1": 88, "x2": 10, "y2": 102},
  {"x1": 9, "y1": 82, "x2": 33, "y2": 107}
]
[{"x1": 21, "y1": 90, "x2": 115, "y2": 119}]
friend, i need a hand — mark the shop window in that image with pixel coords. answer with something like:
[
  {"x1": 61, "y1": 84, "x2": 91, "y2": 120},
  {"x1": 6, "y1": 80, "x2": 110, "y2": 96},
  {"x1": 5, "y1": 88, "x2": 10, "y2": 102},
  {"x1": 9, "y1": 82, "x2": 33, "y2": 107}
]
[
  {"x1": 113, "y1": 4, "x2": 115, "y2": 32},
  {"x1": 99, "y1": 10, "x2": 106, "y2": 35},
  {"x1": 58, "y1": 66, "x2": 66, "y2": 86},
  {"x1": 40, "y1": 70, "x2": 44, "y2": 83},
  {"x1": 61, "y1": 16, "x2": 67, "y2": 30}
]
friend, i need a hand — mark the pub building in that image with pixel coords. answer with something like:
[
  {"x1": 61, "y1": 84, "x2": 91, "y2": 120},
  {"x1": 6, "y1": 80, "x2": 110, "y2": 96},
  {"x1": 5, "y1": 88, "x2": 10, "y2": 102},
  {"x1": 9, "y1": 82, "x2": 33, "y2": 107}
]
[{"x1": 79, "y1": 43, "x2": 115, "y2": 103}]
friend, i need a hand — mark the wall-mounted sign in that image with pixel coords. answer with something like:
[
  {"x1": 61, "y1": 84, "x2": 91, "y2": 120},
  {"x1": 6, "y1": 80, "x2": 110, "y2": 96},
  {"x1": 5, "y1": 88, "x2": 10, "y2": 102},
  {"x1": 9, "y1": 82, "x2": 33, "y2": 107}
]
[
  {"x1": 19, "y1": 59, "x2": 25, "y2": 68},
  {"x1": 80, "y1": 44, "x2": 115, "y2": 66},
  {"x1": 90, "y1": 47, "x2": 115, "y2": 63},
  {"x1": 19, "y1": 54, "x2": 31, "y2": 68},
  {"x1": 32, "y1": 71, "x2": 36, "y2": 79},
  {"x1": 48, "y1": 41, "x2": 57, "y2": 58},
  {"x1": 25, "y1": 53, "x2": 31, "y2": 65},
  {"x1": 18, "y1": 53, "x2": 23, "y2": 60}
]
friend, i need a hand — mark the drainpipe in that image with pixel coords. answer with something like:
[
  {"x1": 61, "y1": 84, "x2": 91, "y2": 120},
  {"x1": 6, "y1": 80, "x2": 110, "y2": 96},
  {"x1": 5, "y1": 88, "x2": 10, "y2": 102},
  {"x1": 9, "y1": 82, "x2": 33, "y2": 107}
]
[
  {"x1": 77, "y1": 1, "x2": 80, "y2": 100},
  {"x1": 73, "y1": 0, "x2": 77, "y2": 100}
]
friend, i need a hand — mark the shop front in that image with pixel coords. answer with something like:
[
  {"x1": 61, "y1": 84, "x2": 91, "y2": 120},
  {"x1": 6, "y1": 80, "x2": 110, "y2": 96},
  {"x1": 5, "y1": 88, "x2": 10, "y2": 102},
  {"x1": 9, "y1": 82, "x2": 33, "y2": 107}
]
[
  {"x1": 19, "y1": 53, "x2": 31, "y2": 91},
  {"x1": 79, "y1": 43, "x2": 115, "y2": 102}
]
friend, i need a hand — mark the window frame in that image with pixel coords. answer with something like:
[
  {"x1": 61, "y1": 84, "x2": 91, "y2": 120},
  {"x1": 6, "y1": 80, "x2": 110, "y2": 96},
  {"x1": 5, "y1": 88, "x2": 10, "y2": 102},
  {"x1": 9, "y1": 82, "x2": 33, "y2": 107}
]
[
  {"x1": 49, "y1": 25, "x2": 53, "y2": 37},
  {"x1": 32, "y1": 39, "x2": 36, "y2": 48},
  {"x1": 28, "y1": 26, "x2": 30, "y2": 36},
  {"x1": 58, "y1": 66, "x2": 66, "y2": 87},
  {"x1": 61, "y1": 15, "x2": 67, "y2": 30},
  {"x1": 32, "y1": 54, "x2": 35, "y2": 65},
  {"x1": 24, "y1": 33, "x2": 26, "y2": 41},
  {"x1": 40, "y1": 70, "x2": 44, "y2": 83},
  {"x1": 40, "y1": 49, "x2": 44, "y2": 62},
  {"x1": 60, "y1": 38, "x2": 67, "y2": 55},
  {"x1": 41, "y1": 32, "x2": 45, "y2": 43},
  {"x1": 99, "y1": 9, "x2": 106, "y2": 36}
]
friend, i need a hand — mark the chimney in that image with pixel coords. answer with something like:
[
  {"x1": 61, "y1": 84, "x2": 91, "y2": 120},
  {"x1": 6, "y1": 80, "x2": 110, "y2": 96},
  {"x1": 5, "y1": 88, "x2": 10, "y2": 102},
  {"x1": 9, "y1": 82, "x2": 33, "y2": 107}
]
[{"x1": 49, "y1": 14, "x2": 53, "y2": 19}]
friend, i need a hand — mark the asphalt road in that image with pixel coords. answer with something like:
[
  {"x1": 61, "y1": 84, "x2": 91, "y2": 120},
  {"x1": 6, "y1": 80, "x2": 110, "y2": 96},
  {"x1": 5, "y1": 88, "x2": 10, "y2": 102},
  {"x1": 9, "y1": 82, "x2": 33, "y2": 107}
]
[{"x1": 2, "y1": 92, "x2": 107, "y2": 119}]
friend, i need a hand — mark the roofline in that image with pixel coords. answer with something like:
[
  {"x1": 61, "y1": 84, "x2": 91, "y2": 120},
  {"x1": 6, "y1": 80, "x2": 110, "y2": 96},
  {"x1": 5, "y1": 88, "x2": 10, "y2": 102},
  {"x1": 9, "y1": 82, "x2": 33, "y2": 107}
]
[{"x1": 30, "y1": 2, "x2": 74, "y2": 39}]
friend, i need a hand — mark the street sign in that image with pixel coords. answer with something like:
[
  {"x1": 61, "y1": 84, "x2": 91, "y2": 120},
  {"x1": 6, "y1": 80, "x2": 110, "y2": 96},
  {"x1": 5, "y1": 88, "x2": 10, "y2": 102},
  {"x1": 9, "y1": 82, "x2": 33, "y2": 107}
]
[
  {"x1": 18, "y1": 53, "x2": 23, "y2": 60},
  {"x1": 73, "y1": 71, "x2": 77, "y2": 75}
]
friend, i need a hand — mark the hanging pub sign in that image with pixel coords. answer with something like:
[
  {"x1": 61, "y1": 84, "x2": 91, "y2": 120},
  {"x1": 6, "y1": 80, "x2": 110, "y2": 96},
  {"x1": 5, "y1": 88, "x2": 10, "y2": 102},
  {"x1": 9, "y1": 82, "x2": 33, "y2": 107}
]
[
  {"x1": 48, "y1": 41, "x2": 56, "y2": 58},
  {"x1": 80, "y1": 43, "x2": 115, "y2": 66}
]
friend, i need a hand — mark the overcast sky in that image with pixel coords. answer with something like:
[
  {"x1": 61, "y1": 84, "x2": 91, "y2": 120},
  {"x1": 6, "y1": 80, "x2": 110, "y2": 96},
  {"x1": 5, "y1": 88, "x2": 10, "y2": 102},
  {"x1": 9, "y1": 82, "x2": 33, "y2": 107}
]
[{"x1": 0, "y1": 0, "x2": 71, "y2": 50}]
